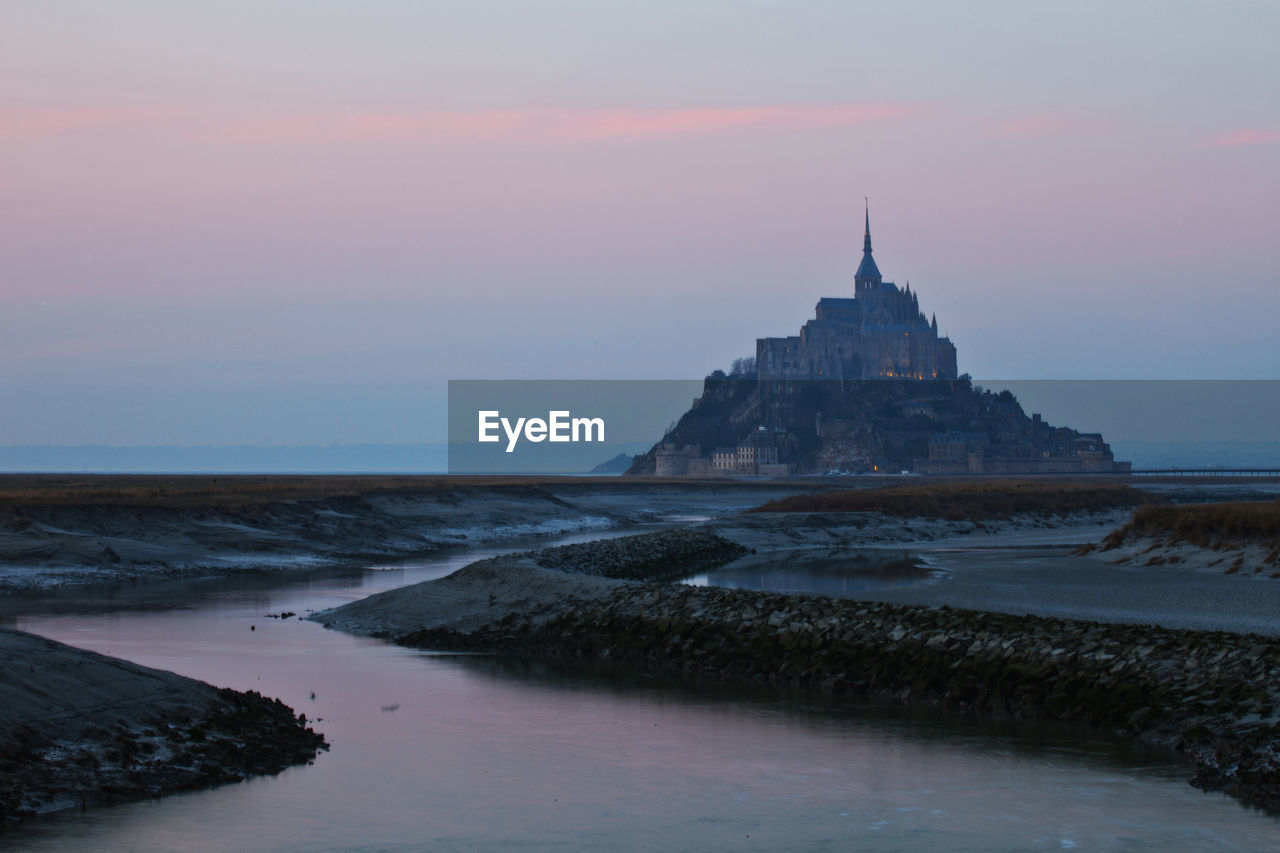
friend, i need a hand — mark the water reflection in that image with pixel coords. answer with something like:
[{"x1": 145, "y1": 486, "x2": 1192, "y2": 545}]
[
  {"x1": 686, "y1": 548, "x2": 945, "y2": 595},
  {"x1": 435, "y1": 653, "x2": 1185, "y2": 776}
]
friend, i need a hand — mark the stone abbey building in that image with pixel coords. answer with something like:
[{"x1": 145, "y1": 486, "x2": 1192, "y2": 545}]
[{"x1": 757, "y1": 207, "x2": 957, "y2": 382}]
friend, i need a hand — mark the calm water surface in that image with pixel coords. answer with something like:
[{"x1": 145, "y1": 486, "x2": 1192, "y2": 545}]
[{"x1": 6, "y1": 530, "x2": 1280, "y2": 851}]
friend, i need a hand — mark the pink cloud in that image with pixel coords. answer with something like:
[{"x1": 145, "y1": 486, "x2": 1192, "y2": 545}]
[
  {"x1": 1, "y1": 103, "x2": 917, "y2": 146},
  {"x1": 526, "y1": 104, "x2": 916, "y2": 142},
  {"x1": 997, "y1": 112, "x2": 1114, "y2": 136},
  {"x1": 1205, "y1": 129, "x2": 1280, "y2": 148},
  {"x1": 0, "y1": 104, "x2": 192, "y2": 139},
  {"x1": 0, "y1": 106, "x2": 133, "y2": 137}
]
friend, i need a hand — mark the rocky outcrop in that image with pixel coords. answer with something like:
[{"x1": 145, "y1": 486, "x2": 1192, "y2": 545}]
[{"x1": 627, "y1": 375, "x2": 1127, "y2": 475}]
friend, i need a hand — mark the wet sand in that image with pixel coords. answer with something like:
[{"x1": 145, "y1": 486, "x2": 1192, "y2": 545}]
[
  {"x1": 862, "y1": 547, "x2": 1280, "y2": 636},
  {"x1": 711, "y1": 510, "x2": 1280, "y2": 635}
]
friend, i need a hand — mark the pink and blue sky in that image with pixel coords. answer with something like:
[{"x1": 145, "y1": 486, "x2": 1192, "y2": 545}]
[{"x1": 2, "y1": 1, "x2": 1277, "y2": 447}]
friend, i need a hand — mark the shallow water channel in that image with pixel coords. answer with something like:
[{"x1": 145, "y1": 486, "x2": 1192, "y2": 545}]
[{"x1": 5, "y1": 529, "x2": 1280, "y2": 851}]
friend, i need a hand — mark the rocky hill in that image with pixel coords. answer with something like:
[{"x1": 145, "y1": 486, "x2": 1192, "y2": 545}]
[{"x1": 628, "y1": 375, "x2": 1124, "y2": 476}]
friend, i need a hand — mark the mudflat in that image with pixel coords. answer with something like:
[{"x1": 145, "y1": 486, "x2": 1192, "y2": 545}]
[{"x1": 0, "y1": 475, "x2": 811, "y2": 591}]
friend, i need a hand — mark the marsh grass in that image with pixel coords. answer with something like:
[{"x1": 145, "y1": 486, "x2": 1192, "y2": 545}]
[{"x1": 1103, "y1": 500, "x2": 1280, "y2": 550}]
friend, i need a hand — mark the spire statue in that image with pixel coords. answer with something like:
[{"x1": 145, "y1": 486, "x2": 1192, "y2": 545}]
[
  {"x1": 863, "y1": 198, "x2": 873, "y2": 254},
  {"x1": 855, "y1": 199, "x2": 883, "y2": 286}
]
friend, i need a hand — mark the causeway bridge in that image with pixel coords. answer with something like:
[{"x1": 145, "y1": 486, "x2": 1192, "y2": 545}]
[{"x1": 1128, "y1": 468, "x2": 1280, "y2": 483}]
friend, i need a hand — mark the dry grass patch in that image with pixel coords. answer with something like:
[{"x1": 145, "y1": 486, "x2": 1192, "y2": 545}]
[{"x1": 1103, "y1": 500, "x2": 1280, "y2": 551}]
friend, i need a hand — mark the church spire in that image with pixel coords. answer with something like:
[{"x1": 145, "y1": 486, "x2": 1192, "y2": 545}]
[
  {"x1": 863, "y1": 198, "x2": 872, "y2": 254},
  {"x1": 855, "y1": 198, "x2": 883, "y2": 287}
]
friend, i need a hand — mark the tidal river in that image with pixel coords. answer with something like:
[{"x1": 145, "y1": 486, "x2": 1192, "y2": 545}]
[{"x1": 5, "y1": 529, "x2": 1280, "y2": 851}]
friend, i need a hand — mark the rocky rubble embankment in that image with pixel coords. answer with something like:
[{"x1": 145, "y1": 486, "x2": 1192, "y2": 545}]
[
  {"x1": 709, "y1": 507, "x2": 1133, "y2": 553},
  {"x1": 0, "y1": 628, "x2": 327, "y2": 825},
  {"x1": 523, "y1": 527, "x2": 748, "y2": 580}
]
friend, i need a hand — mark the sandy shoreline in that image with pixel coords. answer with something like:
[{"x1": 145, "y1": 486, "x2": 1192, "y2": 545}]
[{"x1": 1099, "y1": 534, "x2": 1280, "y2": 578}]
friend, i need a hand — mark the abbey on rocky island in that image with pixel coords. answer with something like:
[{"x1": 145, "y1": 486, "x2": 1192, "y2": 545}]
[
  {"x1": 628, "y1": 205, "x2": 1129, "y2": 478},
  {"x1": 756, "y1": 206, "x2": 957, "y2": 382}
]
